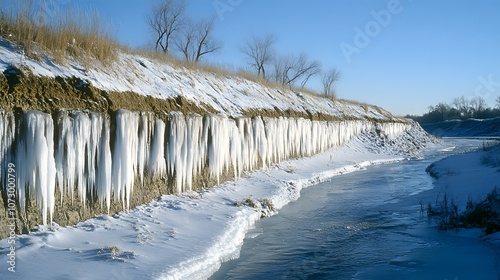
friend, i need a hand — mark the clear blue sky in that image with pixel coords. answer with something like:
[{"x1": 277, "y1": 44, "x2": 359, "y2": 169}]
[{"x1": 63, "y1": 0, "x2": 500, "y2": 116}]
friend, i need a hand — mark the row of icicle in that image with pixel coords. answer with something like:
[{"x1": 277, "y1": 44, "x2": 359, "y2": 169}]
[{"x1": 0, "y1": 109, "x2": 412, "y2": 227}]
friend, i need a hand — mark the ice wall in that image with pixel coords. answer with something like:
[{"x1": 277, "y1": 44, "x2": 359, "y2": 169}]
[{"x1": 0, "y1": 109, "x2": 415, "y2": 227}]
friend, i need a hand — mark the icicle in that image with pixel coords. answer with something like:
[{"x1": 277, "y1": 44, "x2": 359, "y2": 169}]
[
  {"x1": 73, "y1": 112, "x2": 92, "y2": 205},
  {"x1": 185, "y1": 113, "x2": 204, "y2": 190},
  {"x1": 148, "y1": 118, "x2": 167, "y2": 179},
  {"x1": 17, "y1": 111, "x2": 56, "y2": 227},
  {"x1": 167, "y1": 112, "x2": 187, "y2": 193},
  {"x1": 55, "y1": 112, "x2": 75, "y2": 202},
  {"x1": 96, "y1": 117, "x2": 112, "y2": 213},
  {"x1": 137, "y1": 112, "x2": 154, "y2": 182},
  {"x1": 377, "y1": 122, "x2": 409, "y2": 139},
  {"x1": 252, "y1": 116, "x2": 268, "y2": 167},
  {"x1": 54, "y1": 111, "x2": 107, "y2": 206},
  {"x1": 112, "y1": 110, "x2": 138, "y2": 210}
]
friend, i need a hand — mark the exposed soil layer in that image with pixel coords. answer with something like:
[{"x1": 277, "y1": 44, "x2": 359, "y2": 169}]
[
  {"x1": 0, "y1": 69, "x2": 406, "y2": 238},
  {"x1": 0, "y1": 67, "x2": 218, "y2": 117},
  {"x1": 0, "y1": 67, "x2": 400, "y2": 122}
]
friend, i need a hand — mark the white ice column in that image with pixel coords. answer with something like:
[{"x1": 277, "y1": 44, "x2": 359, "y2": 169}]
[
  {"x1": 112, "y1": 110, "x2": 138, "y2": 210},
  {"x1": 16, "y1": 111, "x2": 57, "y2": 227}
]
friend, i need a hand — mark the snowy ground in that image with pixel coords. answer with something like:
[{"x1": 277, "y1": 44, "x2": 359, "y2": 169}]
[
  {"x1": 0, "y1": 132, "x2": 418, "y2": 280},
  {"x1": 424, "y1": 141, "x2": 500, "y2": 210},
  {"x1": 422, "y1": 141, "x2": 500, "y2": 275}
]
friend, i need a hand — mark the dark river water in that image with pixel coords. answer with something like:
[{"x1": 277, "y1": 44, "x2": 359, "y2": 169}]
[{"x1": 211, "y1": 139, "x2": 499, "y2": 280}]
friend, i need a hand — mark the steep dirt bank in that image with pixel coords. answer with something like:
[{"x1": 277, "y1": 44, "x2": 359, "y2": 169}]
[
  {"x1": 0, "y1": 67, "x2": 217, "y2": 116},
  {"x1": 0, "y1": 67, "x2": 402, "y2": 123}
]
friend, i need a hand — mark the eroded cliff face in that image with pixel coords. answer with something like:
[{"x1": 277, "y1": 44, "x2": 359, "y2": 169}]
[
  {"x1": 0, "y1": 39, "x2": 430, "y2": 238},
  {"x1": 0, "y1": 107, "x2": 425, "y2": 238}
]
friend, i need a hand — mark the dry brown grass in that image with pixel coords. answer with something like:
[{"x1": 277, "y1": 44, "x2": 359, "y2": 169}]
[
  {"x1": 0, "y1": 0, "x2": 118, "y2": 64},
  {"x1": 0, "y1": 0, "x2": 345, "y2": 107},
  {"x1": 131, "y1": 46, "x2": 335, "y2": 100},
  {"x1": 338, "y1": 98, "x2": 395, "y2": 118}
]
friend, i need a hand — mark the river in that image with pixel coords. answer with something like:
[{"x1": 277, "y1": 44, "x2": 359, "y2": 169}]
[{"x1": 211, "y1": 139, "x2": 499, "y2": 279}]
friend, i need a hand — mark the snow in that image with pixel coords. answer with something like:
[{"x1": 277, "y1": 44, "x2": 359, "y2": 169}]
[
  {"x1": 0, "y1": 37, "x2": 397, "y2": 120},
  {"x1": 0, "y1": 127, "x2": 423, "y2": 279},
  {"x1": 425, "y1": 145, "x2": 500, "y2": 209}
]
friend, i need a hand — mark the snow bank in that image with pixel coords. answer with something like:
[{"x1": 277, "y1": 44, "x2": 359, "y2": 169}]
[
  {"x1": 422, "y1": 117, "x2": 500, "y2": 137},
  {"x1": 424, "y1": 145, "x2": 500, "y2": 209}
]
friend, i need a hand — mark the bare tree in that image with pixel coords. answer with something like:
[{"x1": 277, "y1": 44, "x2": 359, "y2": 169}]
[
  {"x1": 272, "y1": 54, "x2": 292, "y2": 85},
  {"x1": 175, "y1": 18, "x2": 196, "y2": 61},
  {"x1": 147, "y1": 0, "x2": 186, "y2": 54},
  {"x1": 321, "y1": 68, "x2": 341, "y2": 97},
  {"x1": 452, "y1": 96, "x2": 471, "y2": 118},
  {"x1": 241, "y1": 34, "x2": 276, "y2": 79},
  {"x1": 175, "y1": 16, "x2": 222, "y2": 62},
  {"x1": 272, "y1": 53, "x2": 320, "y2": 89},
  {"x1": 470, "y1": 96, "x2": 487, "y2": 117},
  {"x1": 193, "y1": 17, "x2": 222, "y2": 62},
  {"x1": 297, "y1": 55, "x2": 321, "y2": 89},
  {"x1": 496, "y1": 96, "x2": 500, "y2": 109},
  {"x1": 452, "y1": 96, "x2": 488, "y2": 118}
]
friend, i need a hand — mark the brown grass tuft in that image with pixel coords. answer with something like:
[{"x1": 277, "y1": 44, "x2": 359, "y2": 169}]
[{"x1": 0, "y1": 0, "x2": 118, "y2": 64}]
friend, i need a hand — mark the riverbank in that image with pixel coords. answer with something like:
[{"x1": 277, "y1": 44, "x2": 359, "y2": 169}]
[
  {"x1": 356, "y1": 139, "x2": 500, "y2": 279},
  {"x1": 0, "y1": 127, "x2": 429, "y2": 279}
]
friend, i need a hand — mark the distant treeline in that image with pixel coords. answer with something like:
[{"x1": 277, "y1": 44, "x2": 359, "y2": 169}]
[{"x1": 407, "y1": 96, "x2": 500, "y2": 124}]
